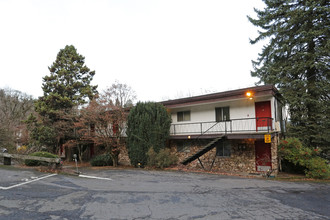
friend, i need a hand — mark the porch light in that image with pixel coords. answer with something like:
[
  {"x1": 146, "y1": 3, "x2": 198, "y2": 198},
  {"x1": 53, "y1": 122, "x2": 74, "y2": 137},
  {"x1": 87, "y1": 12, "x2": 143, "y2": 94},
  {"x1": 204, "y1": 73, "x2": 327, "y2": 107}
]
[{"x1": 246, "y1": 91, "x2": 254, "y2": 100}]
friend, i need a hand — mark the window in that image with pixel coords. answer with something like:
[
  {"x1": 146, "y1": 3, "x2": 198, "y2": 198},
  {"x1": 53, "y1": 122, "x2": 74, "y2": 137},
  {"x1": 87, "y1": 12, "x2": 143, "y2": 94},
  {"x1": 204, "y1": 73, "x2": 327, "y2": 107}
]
[
  {"x1": 215, "y1": 107, "x2": 230, "y2": 122},
  {"x1": 216, "y1": 140, "x2": 231, "y2": 157},
  {"x1": 177, "y1": 111, "x2": 190, "y2": 122},
  {"x1": 176, "y1": 140, "x2": 190, "y2": 153}
]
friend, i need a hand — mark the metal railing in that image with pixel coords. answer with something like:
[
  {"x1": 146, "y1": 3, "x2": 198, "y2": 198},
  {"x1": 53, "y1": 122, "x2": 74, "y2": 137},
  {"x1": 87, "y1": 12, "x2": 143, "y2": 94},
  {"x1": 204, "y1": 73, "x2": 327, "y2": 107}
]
[{"x1": 170, "y1": 117, "x2": 274, "y2": 135}]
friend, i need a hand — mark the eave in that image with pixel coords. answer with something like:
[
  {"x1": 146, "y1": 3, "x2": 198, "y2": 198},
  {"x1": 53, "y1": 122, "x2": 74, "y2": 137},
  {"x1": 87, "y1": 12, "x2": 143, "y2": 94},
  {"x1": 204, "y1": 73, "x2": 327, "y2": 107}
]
[{"x1": 161, "y1": 85, "x2": 279, "y2": 108}]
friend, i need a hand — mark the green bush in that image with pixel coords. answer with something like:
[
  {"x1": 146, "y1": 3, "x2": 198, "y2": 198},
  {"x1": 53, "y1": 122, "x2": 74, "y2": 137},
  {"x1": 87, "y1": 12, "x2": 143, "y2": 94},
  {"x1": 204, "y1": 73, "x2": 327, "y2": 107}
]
[
  {"x1": 147, "y1": 147, "x2": 178, "y2": 169},
  {"x1": 147, "y1": 147, "x2": 158, "y2": 167},
  {"x1": 279, "y1": 138, "x2": 329, "y2": 179},
  {"x1": 126, "y1": 102, "x2": 172, "y2": 167},
  {"x1": 25, "y1": 151, "x2": 58, "y2": 166},
  {"x1": 304, "y1": 157, "x2": 329, "y2": 179},
  {"x1": 280, "y1": 159, "x2": 305, "y2": 174},
  {"x1": 90, "y1": 154, "x2": 113, "y2": 166}
]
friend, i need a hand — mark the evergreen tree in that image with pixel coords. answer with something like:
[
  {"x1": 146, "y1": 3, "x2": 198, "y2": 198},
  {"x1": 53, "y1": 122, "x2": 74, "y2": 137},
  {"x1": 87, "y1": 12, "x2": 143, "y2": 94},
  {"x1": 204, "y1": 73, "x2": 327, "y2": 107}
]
[
  {"x1": 126, "y1": 102, "x2": 172, "y2": 166},
  {"x1": 248, "y1": 0, "x2": 329, "y2": 153},
  {"x1": 25, "y1": 113, "x2": 58, "y2": 150},
  {"x1": 32, "y1": 45, "x2": 97, "y2": 152},
  {"x1": 35, "y1": 45, "x2": 97, "y2": 120}
]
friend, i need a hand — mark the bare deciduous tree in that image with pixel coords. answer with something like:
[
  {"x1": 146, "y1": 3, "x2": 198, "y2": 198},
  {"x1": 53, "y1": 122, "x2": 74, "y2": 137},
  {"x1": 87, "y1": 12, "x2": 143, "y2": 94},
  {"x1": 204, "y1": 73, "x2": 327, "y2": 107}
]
[
  {"x1": 102, "y1": 80, "x2": 136, "y2": 108},
  {"x1": 70, "y1": 99, "x2": 127, "y2": 166},
  {"x1": 0, "y1": 88, "x2": 34, "y2": 150}
]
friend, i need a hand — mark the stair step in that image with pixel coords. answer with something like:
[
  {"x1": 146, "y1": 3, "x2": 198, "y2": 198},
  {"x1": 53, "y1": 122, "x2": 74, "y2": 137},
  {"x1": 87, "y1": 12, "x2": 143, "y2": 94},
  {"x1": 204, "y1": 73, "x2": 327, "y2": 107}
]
[{"x1": 181, "y1": 135, "x2": 225, "y2": 165}]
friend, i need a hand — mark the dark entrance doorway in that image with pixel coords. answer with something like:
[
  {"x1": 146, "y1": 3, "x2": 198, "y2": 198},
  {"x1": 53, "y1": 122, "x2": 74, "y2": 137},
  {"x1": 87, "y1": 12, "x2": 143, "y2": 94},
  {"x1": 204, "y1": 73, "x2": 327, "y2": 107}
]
[{"x1": 255, "y1": 140, "x2": 272, "y2": 172}]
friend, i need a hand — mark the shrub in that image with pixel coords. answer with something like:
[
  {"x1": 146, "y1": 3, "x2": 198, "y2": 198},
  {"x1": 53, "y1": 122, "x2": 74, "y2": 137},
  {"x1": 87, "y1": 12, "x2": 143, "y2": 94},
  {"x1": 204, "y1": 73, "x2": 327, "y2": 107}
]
[
  {"x1": 25, "y1": 151, "x2": 58, "y2": 166},
  {"x1": 90, "y1": 154, "x2": 113, "y2": 166},
  {"x1": 280, "y1": 159, "x2": 305, "y2": 174},
  {"x1": 304, "y1": 157, "x2": 329, "y2": 179},
  {"x1": 147, "y1": 147, "x2": 158, "y2": 167},
  {"x1": 147, "y1": 147, "x2": 178, "y2": 169},
  {"x1": 126, "y1": 102, "x2": 172, "y2": 167},
  {"x1": 279, "y1": 138, "x2": 329, "y2": 179}
]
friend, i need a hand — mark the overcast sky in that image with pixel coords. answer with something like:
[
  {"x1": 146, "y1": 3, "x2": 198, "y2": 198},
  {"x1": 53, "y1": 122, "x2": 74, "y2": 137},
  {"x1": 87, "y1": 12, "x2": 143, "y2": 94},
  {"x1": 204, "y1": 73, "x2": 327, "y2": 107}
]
[{"x1": 0, "y1": 0, "x2": 266, "y2": 102}]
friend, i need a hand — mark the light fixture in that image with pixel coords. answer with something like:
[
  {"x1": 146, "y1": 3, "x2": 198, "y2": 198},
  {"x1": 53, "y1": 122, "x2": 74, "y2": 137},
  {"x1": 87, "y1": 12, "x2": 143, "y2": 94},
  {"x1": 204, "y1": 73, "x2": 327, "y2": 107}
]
[{"x1": 245, "y1": 91, "x2": 254, "y2": 100}]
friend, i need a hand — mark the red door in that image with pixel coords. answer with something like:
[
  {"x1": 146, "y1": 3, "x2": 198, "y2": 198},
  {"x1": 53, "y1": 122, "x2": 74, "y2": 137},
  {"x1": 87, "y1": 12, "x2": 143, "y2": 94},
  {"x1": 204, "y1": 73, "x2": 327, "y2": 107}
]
[
  {"x1": 255, "y1": 141, "x2": 272, "y2": 172},
  {"x1": 255, "y1": 101, "x2": 271, "y2": 131}
]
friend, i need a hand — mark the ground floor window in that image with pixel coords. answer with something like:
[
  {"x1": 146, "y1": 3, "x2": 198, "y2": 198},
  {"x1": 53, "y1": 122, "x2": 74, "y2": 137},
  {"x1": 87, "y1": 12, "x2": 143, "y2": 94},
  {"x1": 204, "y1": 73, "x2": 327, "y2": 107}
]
[
  {"x1": 216, "y1": 140, "x2": 231, "y2": 157},
  {"x1": 176, "y1": 140, "x2": 190, "y2": 153}
]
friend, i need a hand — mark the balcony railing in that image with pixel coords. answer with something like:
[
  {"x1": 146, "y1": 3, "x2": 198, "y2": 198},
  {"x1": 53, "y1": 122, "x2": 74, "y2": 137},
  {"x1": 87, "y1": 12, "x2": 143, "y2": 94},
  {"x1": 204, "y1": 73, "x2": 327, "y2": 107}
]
[{"x1": 170, "y1": 117, "x2": 274, "y2": 135}]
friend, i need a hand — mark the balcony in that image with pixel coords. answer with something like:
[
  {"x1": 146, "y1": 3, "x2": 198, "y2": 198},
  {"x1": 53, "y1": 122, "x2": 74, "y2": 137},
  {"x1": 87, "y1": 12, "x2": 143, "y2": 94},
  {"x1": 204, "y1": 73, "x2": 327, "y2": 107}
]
[{"x1": 170, "y1": 117, "x2": 276, "y2": 137}]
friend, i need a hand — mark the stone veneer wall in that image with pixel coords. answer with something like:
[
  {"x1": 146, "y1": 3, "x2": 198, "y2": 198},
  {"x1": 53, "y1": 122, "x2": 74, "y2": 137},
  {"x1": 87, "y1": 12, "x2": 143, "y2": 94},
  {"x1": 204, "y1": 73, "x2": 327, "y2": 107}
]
[
  {"x1": 170, "y1": 139, "x2": 255, "y2": 173},
  {"x1": 114, "y1": 134, "x2": 279, "y2": 173},
  {"x1": 270, "y1": 135, "x2": 279, "y2": 173},
  {"x1": 170, "y1": 136, "x2": 279, "y2": 174},
  {"x1": 118, "y1": 145, "x2": 131, "y2": 166}
]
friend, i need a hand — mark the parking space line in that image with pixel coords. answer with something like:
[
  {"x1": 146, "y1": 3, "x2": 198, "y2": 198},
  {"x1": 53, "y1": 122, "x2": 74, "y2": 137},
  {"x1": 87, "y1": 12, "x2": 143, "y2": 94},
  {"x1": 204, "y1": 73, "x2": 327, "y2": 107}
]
[
  {"x1": 0, "y1": 173, "x2": 57, "y2": 190},
  {"x1": 79, "y1": 174, "x2": 112, "y2": 181}
]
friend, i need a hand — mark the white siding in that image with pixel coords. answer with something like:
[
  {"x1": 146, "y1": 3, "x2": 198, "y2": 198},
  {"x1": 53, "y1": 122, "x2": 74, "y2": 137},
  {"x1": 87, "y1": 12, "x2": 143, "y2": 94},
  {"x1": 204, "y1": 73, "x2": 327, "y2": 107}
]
[
  {"x1": 171, "y1": 97, "x2": 276, "y2": 124},
  {"x1": 169, "y1": 95, "x2": 281, "y2": 134}
]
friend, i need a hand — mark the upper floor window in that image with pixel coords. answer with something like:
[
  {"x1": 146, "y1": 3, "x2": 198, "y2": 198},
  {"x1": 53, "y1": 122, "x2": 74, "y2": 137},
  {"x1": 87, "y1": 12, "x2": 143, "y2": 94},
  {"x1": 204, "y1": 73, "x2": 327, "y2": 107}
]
[
  {"x1": 177, "y1": 111, "x2": 190, "y2": 122},
  {"x1": 215, "y1": 107, "x2": 230, "y2": 122}
]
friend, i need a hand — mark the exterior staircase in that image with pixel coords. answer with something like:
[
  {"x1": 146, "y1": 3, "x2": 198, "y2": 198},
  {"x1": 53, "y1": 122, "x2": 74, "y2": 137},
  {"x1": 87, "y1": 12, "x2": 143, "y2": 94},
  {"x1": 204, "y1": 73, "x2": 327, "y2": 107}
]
[{"x1": 181, "y1": 135, "x2": 226, "y2": 165}]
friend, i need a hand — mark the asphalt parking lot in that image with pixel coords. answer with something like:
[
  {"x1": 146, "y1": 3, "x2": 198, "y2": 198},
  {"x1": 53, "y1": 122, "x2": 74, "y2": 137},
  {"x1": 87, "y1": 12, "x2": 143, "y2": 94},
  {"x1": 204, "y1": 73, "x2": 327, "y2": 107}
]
[{"x1": 0, "y1": 166, "x2": 329, "y2": 220}]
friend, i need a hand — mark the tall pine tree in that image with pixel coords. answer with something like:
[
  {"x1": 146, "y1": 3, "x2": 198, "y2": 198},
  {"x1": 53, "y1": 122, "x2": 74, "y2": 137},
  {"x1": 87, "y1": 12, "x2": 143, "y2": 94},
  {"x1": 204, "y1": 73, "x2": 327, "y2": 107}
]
[
  {"x1": 32, "y1": 45, "x2": 97, "y2": 152},
  {"x1": 248, "y1": 0, "x2": 329, "y2": 154},
  {"x1": 35, "y1": 45, "x2": 97, "y2": 120}
]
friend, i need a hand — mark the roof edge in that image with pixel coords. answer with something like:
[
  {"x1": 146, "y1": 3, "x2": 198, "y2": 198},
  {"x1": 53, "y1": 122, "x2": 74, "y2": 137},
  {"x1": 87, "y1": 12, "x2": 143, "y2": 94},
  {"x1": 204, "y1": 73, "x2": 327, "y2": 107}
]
[{"x1": 161, "y1": 85, "x2": 278, "y2": 107}]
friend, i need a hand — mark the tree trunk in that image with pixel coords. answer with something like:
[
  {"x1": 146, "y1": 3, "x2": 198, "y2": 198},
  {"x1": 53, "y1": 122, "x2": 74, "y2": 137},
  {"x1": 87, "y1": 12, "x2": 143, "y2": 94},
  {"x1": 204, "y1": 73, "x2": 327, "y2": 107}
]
[
  {"x1": 77, "y1": 144, "x2": 83, "y2": 163},
  {"x1": 112, "y1": 156, "x2": 118, "y2": 167},
  {"x1": 109, "y1": 150, "x2": 119, "y2": 167},
  {"x1": 305, "y1": 34, "x2": 318, "y2": 147}
]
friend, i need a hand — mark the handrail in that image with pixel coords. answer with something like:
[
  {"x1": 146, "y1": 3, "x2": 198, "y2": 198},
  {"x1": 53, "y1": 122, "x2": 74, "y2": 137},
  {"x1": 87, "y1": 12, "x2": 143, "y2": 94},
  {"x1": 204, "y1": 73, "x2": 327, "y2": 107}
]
[
  {"x1": 171, "y1": 117, "x2": 273, "y2": 126},
  {"x1": 195, "y1": 121, "x2": 223, "y2": 140},
  {"x1": 170, "y1": 117, "x2": 274, "y2": 135}
]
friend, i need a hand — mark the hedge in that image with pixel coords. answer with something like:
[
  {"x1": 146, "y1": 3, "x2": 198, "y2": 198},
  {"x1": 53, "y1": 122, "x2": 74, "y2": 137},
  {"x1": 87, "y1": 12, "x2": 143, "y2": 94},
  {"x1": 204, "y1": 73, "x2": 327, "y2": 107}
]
[{"x1": 25, "y1": 151, "x2": 59, "y2": 166}]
